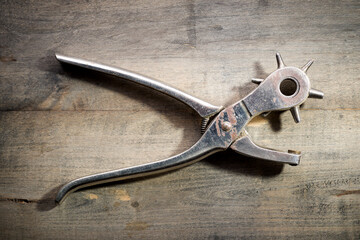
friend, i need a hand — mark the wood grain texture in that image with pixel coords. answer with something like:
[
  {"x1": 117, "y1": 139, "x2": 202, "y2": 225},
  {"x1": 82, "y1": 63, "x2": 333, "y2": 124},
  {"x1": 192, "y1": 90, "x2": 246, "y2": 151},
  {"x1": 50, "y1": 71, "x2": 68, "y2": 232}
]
[{"x1": 0, "y1": 0, "x2": 359, "y2": 239}]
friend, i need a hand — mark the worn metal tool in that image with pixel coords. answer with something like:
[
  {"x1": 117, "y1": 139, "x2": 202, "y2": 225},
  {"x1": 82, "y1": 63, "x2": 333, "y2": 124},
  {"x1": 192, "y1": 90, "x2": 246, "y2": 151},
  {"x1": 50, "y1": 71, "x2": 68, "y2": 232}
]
[{"x1": 55, "y1": 53, "x2": 323, "y2": 204}]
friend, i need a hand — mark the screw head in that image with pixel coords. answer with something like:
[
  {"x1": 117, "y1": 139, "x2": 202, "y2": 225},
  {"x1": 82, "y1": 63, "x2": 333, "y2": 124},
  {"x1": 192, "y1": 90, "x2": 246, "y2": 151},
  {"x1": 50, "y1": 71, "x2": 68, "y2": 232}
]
[{"x1": 221, "y1": 121, "x2": 232, "y2": 131}]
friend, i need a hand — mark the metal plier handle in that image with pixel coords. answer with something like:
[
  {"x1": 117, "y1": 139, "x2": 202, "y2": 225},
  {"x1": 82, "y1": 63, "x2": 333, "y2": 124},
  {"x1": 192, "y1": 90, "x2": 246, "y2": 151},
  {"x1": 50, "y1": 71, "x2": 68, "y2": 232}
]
[{"x1": 55, "y1": 53, "x2": 323, "y2": 204}]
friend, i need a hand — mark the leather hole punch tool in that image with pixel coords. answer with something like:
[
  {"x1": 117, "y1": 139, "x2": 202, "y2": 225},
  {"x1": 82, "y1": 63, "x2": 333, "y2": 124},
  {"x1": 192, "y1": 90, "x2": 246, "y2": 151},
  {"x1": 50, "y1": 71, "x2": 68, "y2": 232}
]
[{"x1": 54, "y1": 53, "x2": 323, "y2": 204}]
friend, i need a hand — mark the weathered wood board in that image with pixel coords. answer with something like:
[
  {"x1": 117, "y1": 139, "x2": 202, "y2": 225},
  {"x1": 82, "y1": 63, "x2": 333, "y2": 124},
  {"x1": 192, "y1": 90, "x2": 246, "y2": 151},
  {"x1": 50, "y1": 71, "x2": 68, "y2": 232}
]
[{"x1": 0, "y1": 0, "x2": 359, "y2": 239}]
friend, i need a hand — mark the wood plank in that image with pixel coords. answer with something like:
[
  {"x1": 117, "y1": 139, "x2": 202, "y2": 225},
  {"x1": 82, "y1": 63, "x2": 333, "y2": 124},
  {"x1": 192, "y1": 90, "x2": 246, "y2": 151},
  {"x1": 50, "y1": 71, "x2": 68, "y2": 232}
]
[
  {"x1": 1, "y1": 0, "x2": 359, "y2": 111},
  {"x1": 0, "y1": 110, "x2": 359, "y2": 239}
]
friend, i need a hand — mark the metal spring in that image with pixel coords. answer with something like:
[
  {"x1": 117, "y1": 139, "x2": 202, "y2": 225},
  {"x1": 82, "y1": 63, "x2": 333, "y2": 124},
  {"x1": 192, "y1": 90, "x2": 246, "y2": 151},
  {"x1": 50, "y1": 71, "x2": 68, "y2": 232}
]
[{"x1": 201, "y1": 117, "x2": 209, "y2": 134}]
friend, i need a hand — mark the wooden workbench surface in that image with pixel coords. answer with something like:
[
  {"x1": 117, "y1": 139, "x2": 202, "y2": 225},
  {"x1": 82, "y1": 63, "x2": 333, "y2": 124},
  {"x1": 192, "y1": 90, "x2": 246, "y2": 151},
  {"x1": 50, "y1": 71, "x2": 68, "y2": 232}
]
[{"x1": 1, "y1": 0, "x2": 359, "y2": 239}]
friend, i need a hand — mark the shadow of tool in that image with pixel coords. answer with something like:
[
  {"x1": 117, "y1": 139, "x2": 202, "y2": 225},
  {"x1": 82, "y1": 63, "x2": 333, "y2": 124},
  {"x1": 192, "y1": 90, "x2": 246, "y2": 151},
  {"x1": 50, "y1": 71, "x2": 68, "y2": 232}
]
[
  {"x1": 58, "y1": 60, "x2": 198, "y2": 120},
  {"x1": 36, "y1": 185, "x2": 63, "y2": 211},
  {"x1": 205, "y1": 150, "x2": 284, "y2": 177},
  {"x1": 37, "y1": 150, "x2": 283, "y2": 212}
]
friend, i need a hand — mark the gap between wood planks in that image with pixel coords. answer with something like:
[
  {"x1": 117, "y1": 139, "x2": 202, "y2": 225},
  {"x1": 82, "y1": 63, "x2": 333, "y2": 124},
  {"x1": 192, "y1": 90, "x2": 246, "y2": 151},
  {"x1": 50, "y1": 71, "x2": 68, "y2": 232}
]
[
  {"x1": 2, "y1": 188, "x2": 360, "y2": 207},
  {"x1": 0, "y1": 108, "x2": 359, "y2": 112}
]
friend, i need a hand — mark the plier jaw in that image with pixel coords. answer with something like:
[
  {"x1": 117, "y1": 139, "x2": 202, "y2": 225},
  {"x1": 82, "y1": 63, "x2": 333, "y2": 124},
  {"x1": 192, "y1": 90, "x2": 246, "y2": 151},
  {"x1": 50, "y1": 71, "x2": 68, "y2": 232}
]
[{"x1": 55, "y1": 53, "x2": 323, "y2": 204}]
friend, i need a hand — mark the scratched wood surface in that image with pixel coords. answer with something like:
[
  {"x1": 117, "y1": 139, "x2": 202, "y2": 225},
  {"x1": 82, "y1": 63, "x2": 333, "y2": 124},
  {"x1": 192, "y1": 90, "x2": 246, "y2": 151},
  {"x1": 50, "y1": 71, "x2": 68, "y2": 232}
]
[{"x1": 1, "y1": 0, "x2": 359, "y2": 239}]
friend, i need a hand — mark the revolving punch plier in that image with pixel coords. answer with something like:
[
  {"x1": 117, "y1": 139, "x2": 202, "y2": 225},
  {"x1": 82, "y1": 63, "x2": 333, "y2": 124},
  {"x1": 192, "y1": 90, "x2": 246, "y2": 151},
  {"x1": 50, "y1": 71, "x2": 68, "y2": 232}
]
[{"x1": 54, "y1": 53, "x2": 324, "y2": 204}]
